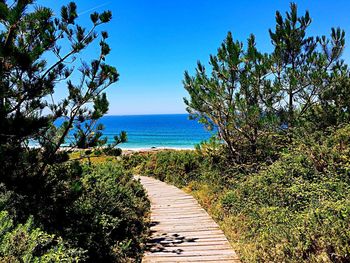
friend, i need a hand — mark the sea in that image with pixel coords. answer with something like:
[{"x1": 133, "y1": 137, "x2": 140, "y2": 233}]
[
  {"x1": 101, "y1": 114, "x2": 212, "y2": 149},
  {"x1": 60, "y1": 114, "x2": 213, "y2": 149}
]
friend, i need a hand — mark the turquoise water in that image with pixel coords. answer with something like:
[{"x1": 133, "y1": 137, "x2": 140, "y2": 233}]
[
  {"x1": 32, "y1": 114, "x2": 212, "y2": 149},
  {"x1": 99, "y1": 114, "x2": 212, "y2": 149}
]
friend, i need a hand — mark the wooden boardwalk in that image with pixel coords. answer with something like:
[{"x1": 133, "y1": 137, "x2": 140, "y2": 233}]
[{"x1": 136, "y1": 175, "x2": 240, "y2": 263}]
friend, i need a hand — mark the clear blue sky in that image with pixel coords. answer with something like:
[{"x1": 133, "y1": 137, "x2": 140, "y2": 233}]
[{"x1": 37, "y1": 0, "x2": 350, "y2": 115}]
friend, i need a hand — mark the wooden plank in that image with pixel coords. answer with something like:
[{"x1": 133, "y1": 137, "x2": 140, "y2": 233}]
[
  {"x1": 151, "y1": 242, "x2": 232, "y2": 248},
  {"x1": 147, "y1": 237, "x2": 229, "y2": 245},
  {"x1": 148, "y1": 244, "x2": 232, "y2": 251},
  {"x1": 151, "y1": 225, "x2": 219, "y2": 231},
  {"x1": 145, "y1": 251, "x2": 236, "y2": 257},
  {"x1": 136, "y1": 175, "x2": 240, "y2": 263},
  {"x1": 151, "y1": 224, "x2": 219, "y2": 230},
  {"x1": 143, "y1": 255, "x2": 239, "y2": 262}
]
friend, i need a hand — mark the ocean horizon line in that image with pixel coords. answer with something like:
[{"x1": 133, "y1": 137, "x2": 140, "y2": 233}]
[{"x1": 104, "y1": 113, "x2": 189, "y2": 117}]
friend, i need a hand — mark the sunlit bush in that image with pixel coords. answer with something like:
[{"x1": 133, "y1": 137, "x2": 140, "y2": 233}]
[
  {"x1": 0, "y1": 211, "x2": 85, "y2": 262},
  {"x1": 63, "y1": 163, "x2": 150, "y2": 262}
]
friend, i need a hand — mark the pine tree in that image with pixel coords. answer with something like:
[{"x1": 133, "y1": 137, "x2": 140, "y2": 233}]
[
  {"x1": 183, "y1": 33, "x2": 275, "y2": 159},
  {"x1": 0, "y1": 0, "x2": 118, "y2": 220},
  {"x1": 269, "y1": 3, "x2": 345, "y2": 130},
  {"x1": 308, "y1": 61, "x2": 350, "y2": 129}
]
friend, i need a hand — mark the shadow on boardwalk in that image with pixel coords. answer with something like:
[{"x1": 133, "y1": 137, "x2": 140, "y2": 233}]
[
  {"x1": 137, "y1": 175, "x2": 240, "y2": 262},
  {"x1": 147, "y1": 224, "x2": 199, "y2": 254}
]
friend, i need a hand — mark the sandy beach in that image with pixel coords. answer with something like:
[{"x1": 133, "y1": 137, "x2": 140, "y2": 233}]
[{"x1": 121, "y1": 147, "x2": 195, "y2": 155}]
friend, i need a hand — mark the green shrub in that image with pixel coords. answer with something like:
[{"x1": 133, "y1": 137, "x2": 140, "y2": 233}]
[
  {"x1": 102, "y1": 147, "x2": 122, "y2": 157},
  {"x1": 63, "y1": 162, "x2": 150, "y2": 262},
  {"x1": 0, "y1": 211, "x2": 85, "y2": 262},
  {"x1": 1, "y1": 160, "x2": 150, "y2": 262},
  {"x1": 219, "y1": 128, "x2": 350, "y2": 262},
  {"x1": 138, "y1": 150, "x2": 202, "y2": 187},
  {"x1": 224, "y1": 200, "x2": 350, "y2": 262},
  {"x1": 122, "y1": 153, "x2": 148, "y2": 172}
]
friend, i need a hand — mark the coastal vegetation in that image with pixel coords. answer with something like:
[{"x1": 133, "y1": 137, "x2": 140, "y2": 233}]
[
  {"x1": 184, "y1": 3, "x2": 347, "y2": 160},
  {"x1": 123, "y1": 3, "x2": 350, "y2": 263},
  {"x1": 123, "y1": 125, "x2": 350, "y2": 262},
  {"x1": 0, "y1": 1, "x2": 148, "y2": 262},
  {"x1": 1, "y1": 0, "x2": 350, "y2": 262}
]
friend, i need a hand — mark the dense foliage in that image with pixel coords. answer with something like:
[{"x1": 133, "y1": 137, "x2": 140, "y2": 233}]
[
  {"x1": 184, "y1": 33, "x2": 274, "y2": 158},
  {"x1": 63, "y1": 163, "x2": 150, "y2": 262},
  {"x1": 0, "y1": 211, "x2": 85, "y2": 262},
  {"x1": 0, "y1": 1, "x2": 148, "y2": 262},
  {"x1": 1, "y1": 160, "x2": 150, "y2": 262},
  {"x1": 184, "y1": 3, "x2": 348, "y2": 159}
]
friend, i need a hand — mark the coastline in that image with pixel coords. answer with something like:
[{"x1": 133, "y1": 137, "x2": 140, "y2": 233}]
[
  {"x1": 55, "y1": 145, "x2": 195, "y2": 154},
  {"x1": 120, "y1": 146, "x2": 195, "y2": 155}
]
